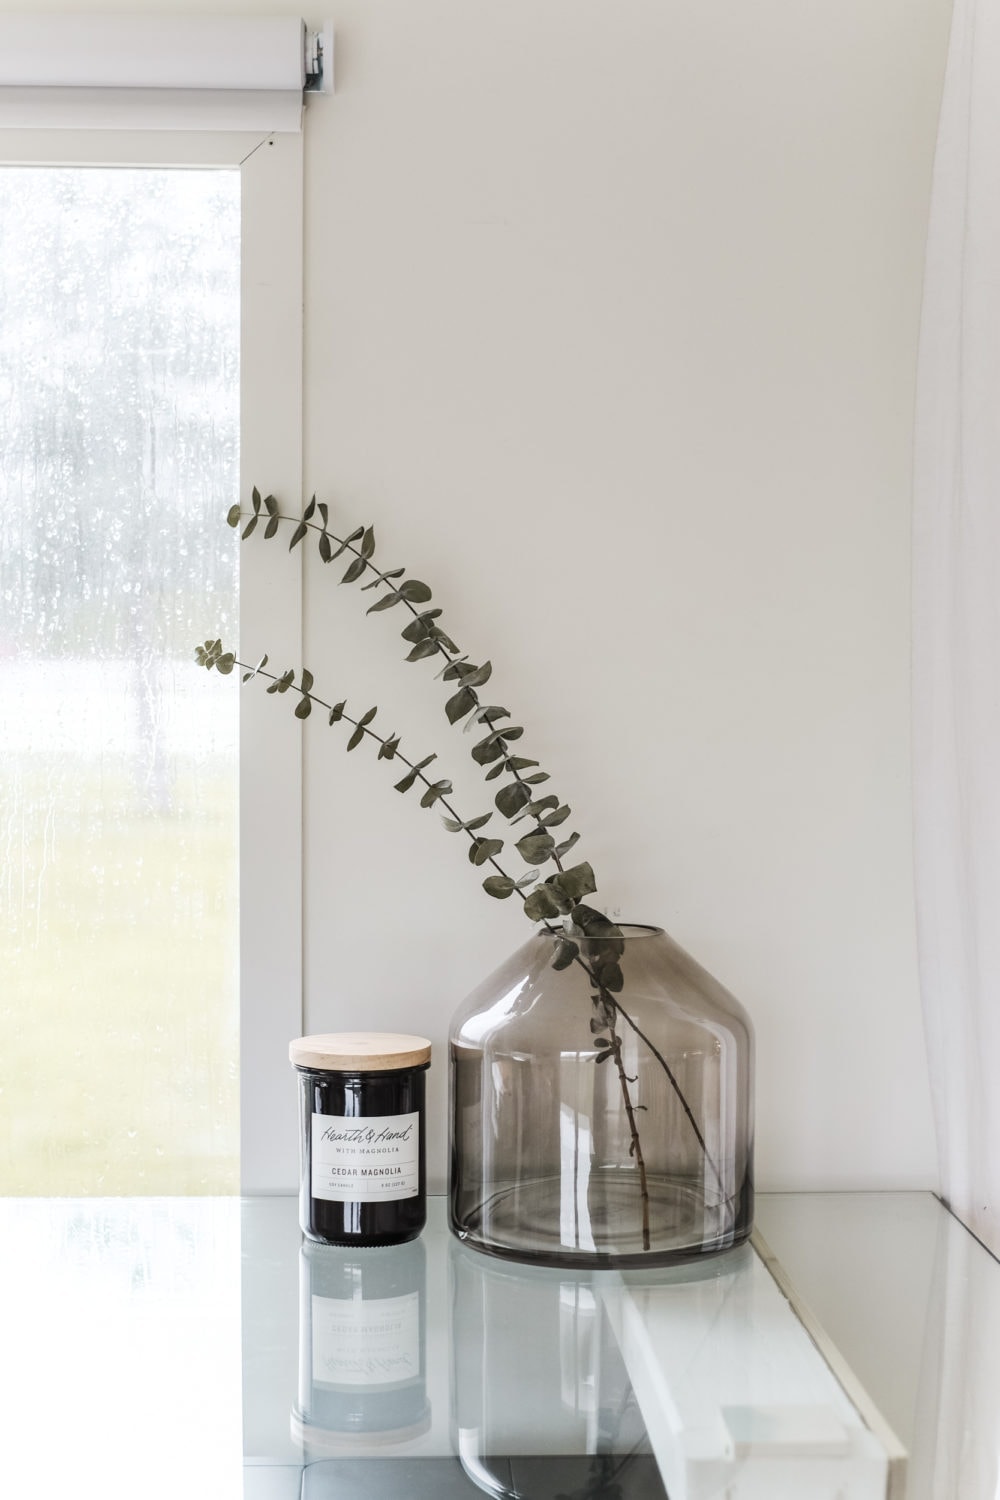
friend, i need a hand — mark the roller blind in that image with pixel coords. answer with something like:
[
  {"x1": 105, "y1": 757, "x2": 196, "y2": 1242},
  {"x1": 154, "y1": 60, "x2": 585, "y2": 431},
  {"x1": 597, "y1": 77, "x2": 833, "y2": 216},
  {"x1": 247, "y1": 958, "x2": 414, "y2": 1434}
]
[{"x1": 0, "y1": 15, "x2": 322, "y2": 131}]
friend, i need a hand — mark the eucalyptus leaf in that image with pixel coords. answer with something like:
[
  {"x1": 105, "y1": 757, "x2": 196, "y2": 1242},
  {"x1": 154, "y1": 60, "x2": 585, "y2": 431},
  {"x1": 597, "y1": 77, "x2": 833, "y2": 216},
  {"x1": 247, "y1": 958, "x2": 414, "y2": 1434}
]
[
  {"x1": 401, "y1": 609, "x2": 443, "y2": 643},
  {"x1": 419, "y1": 779, "x2": 453, "y2": 808},
  {"x1": 288, "y1": 520, "x2": 308, "y2": 550},
  {"x1": 251, "y1": 486, "x2": 262, "y2": 514},
  {"x1": 515, "y1": 832, "x2": 556, "y2": 865},
  {"x1": 463, "y1": 661, "x2": 493, "y2": 689},
  {"x1": 264, "y1": 514, "x2": 280, "y2": 540},
  {"x1": 482, "y1": 875, "x2": 515, "y2": 899},
  {"x1": 469, "y1": 837, "x2": 504, "y2": 866},
  {"x1": 360, "y1": 525, "x2": 376, "y2": 559},
  {"x1": 442, "y1": 812, "x2": 493, "y2": 833},
  {"x1": 569, "y1": 904, "x2": 611, "y2": 935},
  {"x1": 471, "y1": 737, "x2": 505, "y2": 766},
  {"x1": 300, "y1": 668, "x2": 314, "y2": 694},
  {"x1": 303, "y1": 496, "x2": 316, "y2": 522},
  {"x1": 263, "y1": 494, "x2": 278, "y2": 517},
  {"x1": 358, "y1": 706, "x2": 378, "y2": 727},
  {"x1": 398, "y1": 579, "x2": 432, "y2": 603},
  {"x1": 439, "y1": 656, "x2": 468, "y2": 682},
  {"x1": 539, "y1": 804, "x2": 571, "y2": 828},
  {"x1": 522, "y1": 885, "x2": 563, "y2": 922},
  {"x1": 341, "y1": 556, "x2": 367, "y2": 585},
  {"x1": 226, "y1": 504, "x2": 242, "y2": 528},
  {"x1": 319, "y1": 532, "x2": 332, "y2": 563},
  {"x1": 216, "y1": 653, "x2": 236, "y2": 675},
  {"x1": 549, "y1": 862, "x2": 597, "y2": 902},
  {"x1": 595, "y1": 961, "x2": 624, "y2": 993},
  {"x1": 524, "y1": 795, "x2": 559, "y2": 818},
  {"x1": 378, "y1": 735, "x2": 400, "y2": 760},
  {"x1": 406, "y1": 639, "x2": 440, "y2": 662},
  {"x1": 367, "y1": 591, "x2": 402, "y2": 614},
  {"x1": 241, "y1": 514, "x2": 258, "y2": 539},
  {"x1": 446, "y1": 686, "x2": 477, "y2": 724},
  {"x1": 346, "y1": 724, "x2": 366, "y2": 751},
  {"x1": 394, "y1": 755, "x2": 438, "y2": 792},
  {"x1": 328, "y1": 701, "x2": 346, "y2": 724},
  {"x1": 331, "y1": 525, "x2": 364, "y2": 561},
  {"x1": 470, "y1": 705, "x2": 510, "y2": 729},
  {"x1": 295, "y1": 696, "x2": 312, "y2": 719},
  {"x1": 552, "y1": 939, "x2": 580, "y2": 971},
  {"x1": 495, "y1": 782, "x2": 531, "y2": 819}
]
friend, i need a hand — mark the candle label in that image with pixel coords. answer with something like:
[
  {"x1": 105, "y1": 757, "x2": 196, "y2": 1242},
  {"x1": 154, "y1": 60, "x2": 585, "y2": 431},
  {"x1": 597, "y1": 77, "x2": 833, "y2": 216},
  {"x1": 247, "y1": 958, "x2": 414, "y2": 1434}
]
[
  {"x1": 311, "y1": 1291, "x2": 420, "y2": 1388},
  {"x1": 311, "y1": 1111, "x2": 420, "y2": 1202}
]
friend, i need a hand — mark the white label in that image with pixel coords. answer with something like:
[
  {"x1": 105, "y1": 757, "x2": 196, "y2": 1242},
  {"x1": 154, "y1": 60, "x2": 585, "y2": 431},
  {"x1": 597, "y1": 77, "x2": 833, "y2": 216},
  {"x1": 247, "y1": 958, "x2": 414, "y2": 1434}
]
[
  {"x1": 311, "y1": 1292, "x2": 420, "y2": 1388},
  {"x1": 311, "y1": 1111, "x2": 420, "y2": 1202}
]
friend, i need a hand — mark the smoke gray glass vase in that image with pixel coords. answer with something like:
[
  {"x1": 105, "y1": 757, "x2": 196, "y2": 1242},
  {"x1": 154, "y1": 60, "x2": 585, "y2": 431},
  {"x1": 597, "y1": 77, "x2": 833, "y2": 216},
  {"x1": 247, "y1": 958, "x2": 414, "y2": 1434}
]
[{"x1": 449, "y1": 923, "x2": 754, "y2": 1268}]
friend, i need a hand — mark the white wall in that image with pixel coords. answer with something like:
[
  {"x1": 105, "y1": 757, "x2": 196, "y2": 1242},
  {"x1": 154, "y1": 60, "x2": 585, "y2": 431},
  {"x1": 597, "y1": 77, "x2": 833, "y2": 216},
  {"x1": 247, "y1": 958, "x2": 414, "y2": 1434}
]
[
  {"x1": 296, "y1": 0, "x2": 951, "y2": 1193},
  {"x1": 29, "y1": 0, "x2": 952, "y2": 1192}
]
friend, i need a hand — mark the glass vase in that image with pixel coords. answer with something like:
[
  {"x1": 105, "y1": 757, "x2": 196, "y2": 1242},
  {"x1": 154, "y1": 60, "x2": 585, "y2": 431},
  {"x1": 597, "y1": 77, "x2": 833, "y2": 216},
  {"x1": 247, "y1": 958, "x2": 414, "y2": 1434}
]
[{"x1": 449, "y1": 923, "x2": 754, "y2": 1268}]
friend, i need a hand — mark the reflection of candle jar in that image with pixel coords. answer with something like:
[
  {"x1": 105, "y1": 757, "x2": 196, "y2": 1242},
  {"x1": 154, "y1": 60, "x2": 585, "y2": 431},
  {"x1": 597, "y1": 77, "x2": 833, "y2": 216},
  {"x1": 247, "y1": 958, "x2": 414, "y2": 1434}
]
[
  {"x1": 292, "y1": 1236, "x2": 429, "y2": 1450},
  {"x1": 290, "y1": 1032, "x2": 431, "y2": 1246}
]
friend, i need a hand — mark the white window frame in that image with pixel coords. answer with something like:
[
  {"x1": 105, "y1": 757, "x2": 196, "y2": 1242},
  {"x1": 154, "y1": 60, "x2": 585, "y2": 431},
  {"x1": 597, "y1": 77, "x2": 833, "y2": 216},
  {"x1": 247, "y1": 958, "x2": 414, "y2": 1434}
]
[{"x1": 0, "y1": 126, "x2": 305, "y2": 1193}]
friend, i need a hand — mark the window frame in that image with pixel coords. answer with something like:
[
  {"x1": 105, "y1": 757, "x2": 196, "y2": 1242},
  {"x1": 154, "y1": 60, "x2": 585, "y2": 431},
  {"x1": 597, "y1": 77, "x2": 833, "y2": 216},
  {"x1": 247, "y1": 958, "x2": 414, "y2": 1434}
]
[{"x1": 0, "y1": 127, "x2": 304, "y2": 1193}]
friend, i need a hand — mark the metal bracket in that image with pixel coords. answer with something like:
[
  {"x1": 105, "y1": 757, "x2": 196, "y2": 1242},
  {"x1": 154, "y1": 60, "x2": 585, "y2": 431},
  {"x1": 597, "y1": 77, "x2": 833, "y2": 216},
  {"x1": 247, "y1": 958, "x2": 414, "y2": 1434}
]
[{"x1": 304, "y1": 21, "x2": 334, "y2": 95}]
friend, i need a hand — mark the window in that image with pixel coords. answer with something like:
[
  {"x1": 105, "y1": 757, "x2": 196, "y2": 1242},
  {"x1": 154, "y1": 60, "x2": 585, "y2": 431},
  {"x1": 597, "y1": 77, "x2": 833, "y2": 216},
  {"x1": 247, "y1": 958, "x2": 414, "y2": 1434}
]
[{"x1": 0, "y1": 128, "x2": 303, "y2": 1195}]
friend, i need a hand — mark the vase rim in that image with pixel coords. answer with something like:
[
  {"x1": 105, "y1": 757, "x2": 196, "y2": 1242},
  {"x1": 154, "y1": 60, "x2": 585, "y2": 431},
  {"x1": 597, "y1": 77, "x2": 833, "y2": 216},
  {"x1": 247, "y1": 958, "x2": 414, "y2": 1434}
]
[{"x1": 540, "y1": 921, "x2": 665, "y2": 941}]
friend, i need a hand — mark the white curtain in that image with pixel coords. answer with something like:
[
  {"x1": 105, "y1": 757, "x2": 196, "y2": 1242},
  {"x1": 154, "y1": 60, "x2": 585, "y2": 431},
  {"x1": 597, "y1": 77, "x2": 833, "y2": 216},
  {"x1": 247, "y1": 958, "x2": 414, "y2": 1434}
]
[{"x1": 914, "y1": 0, "x2": 1000, "y2": 1258}]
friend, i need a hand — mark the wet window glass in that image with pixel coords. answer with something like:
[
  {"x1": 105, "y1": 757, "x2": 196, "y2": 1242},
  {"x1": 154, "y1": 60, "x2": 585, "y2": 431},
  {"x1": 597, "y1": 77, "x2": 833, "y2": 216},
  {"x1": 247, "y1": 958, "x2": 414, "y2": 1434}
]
[{"x1": 0, "y1": 167, "x2": 240, "y2": 1192}]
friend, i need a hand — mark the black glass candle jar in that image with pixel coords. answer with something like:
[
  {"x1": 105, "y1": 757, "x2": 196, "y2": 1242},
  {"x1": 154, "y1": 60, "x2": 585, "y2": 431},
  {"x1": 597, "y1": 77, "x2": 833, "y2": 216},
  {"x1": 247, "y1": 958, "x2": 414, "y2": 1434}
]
[{"x1": 290, "y1": 1032, "x2": 432, "y2": 1247}]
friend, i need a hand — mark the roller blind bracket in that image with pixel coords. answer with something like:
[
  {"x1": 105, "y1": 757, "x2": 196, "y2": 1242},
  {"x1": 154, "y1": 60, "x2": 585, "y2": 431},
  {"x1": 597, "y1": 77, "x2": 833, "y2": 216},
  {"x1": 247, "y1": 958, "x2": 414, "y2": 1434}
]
[{"x1": 304, "y1": 22, "x2": 334, "y2": 95}]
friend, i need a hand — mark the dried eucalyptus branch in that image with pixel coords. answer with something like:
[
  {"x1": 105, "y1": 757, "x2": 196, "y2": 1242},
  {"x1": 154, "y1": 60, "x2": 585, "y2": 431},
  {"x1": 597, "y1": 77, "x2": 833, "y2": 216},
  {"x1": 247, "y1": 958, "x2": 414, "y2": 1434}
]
[{"x1": 201, "y1": 492, "x2": 728, "y2": 1242}]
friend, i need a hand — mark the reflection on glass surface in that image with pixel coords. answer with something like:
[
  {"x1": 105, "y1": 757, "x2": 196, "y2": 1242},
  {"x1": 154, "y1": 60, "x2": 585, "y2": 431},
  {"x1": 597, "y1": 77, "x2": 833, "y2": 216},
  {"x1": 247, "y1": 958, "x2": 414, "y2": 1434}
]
[
  {"x1": 293, "y1": 1237, "x2": 429, "y2": 1454},
  {"x1": 0, "y1": 1197, "x2": 242, "y2": 1497},
  {"x1": 449, "y1": 1239, "x2": 666, "y2": 1500},
  {"x1": 906, "y1": 1207, "x2": 1000, "y2": 1500},
  {"x1": 0, "y1": 167, "x2": 240, "y2": 1193},
  {"x1": 450, "y1": 1232, "x2": 896, "y2": 1500}
]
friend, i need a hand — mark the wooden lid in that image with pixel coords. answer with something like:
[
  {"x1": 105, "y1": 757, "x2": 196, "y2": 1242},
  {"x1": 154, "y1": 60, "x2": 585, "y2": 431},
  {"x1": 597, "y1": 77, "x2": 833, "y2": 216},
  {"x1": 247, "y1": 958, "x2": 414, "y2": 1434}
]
[{"x1": 289, "y1": 1031, "x2": 432, "y2": 1071}]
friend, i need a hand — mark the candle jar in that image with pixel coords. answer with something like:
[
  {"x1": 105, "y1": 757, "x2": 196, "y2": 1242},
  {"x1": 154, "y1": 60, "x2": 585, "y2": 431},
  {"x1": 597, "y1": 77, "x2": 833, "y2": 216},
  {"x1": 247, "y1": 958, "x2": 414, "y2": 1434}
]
[{"x1": 290, "y1": 1032, "x2": 432, "y2": 1247}]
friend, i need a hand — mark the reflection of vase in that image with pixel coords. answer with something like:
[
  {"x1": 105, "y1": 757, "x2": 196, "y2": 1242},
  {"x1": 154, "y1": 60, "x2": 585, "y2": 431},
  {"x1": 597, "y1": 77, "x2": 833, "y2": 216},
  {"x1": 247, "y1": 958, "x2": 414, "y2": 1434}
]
[
  {"x1": 449, "y1": 923, "x2": 754, "y2": 1268},
  {"x1": 449, "y1": 1238, "x2": 667, "y2": 1500},
  {"x1": 291, "y1": 1237, "x2": 429, "y2": 1452}
]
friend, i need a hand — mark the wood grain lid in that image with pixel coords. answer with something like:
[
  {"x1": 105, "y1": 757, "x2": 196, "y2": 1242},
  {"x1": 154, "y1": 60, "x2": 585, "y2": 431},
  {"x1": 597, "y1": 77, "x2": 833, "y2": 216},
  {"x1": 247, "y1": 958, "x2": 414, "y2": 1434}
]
[{"x1": 289, "y1": 1031, "x2": 432, "y2": 1071}]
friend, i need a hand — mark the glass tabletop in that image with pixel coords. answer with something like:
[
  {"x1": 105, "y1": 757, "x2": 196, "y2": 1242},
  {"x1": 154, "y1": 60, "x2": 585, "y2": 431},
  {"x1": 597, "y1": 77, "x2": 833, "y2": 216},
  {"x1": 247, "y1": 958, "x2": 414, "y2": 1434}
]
[{"x1": 0, "y1": 1195, "x2": 898, "y2": 1499}]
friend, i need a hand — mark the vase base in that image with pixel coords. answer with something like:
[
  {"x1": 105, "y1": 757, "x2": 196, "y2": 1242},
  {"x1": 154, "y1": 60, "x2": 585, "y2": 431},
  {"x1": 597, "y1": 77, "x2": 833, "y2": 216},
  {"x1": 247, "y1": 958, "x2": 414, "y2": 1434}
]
[{"x1": 450, "y1": 1171, "x2": 752, "y2": 1270}]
